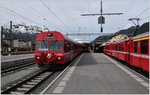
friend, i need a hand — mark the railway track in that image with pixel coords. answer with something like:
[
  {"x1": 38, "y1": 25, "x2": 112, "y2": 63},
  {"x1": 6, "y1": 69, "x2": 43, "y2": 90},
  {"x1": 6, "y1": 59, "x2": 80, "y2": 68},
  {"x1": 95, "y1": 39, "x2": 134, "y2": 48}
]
[
  {"x1": 1, "y1": 62, "x2": 35, "y2": 75},
  {"x1": 1, "y1": 70, "x2": 54, "y2": 94}
]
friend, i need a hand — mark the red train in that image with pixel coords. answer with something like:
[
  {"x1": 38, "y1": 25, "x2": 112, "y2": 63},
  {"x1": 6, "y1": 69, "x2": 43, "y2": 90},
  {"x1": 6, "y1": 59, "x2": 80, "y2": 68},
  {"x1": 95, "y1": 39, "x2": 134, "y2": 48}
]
[
  {"x1": 34, "y1": 31, "x2": 84, "y2": 69},
  {"x1": 103, "y1": 32, "x2": 149, "y2": 73}
]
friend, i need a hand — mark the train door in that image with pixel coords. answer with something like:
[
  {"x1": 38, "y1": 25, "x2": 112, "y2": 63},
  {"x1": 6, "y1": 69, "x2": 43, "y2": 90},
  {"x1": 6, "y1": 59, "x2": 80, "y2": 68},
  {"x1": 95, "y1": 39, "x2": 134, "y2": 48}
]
[
  {"x1": 127, "y1": 40, "x2": 131, "y2": 64},
  {"x1": 140, "y1": 39, "x2": 149, "y2": 72},
  {"x1": 70, "y1": 43, "x2": 73, "y2": 61},
  {"x1": 124, "y1": 41, "x2": 127, "y2": 62},
  {"x1": 132, "y1": 40, "x2": 140, "y2": 68}
]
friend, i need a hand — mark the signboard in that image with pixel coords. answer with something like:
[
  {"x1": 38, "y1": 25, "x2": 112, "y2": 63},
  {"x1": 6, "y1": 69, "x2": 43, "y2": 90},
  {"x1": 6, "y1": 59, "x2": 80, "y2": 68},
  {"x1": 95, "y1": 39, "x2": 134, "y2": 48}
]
[{"x1": 98, "y1": 16, "x2": 105, "y2": 24}]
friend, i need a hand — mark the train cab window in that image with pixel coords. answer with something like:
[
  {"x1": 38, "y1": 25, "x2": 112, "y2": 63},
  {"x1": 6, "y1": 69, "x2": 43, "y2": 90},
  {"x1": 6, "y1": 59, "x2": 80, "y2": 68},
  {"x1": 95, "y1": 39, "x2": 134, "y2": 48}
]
[
  {"x1": 50, "y1": 40, "x2": 63, "y2": 51},
  {"x1": 134, "y1": 42, "x2": 138, "y2": 53},
  {"x1": 36, "y1": 41, "x2": 48, "y2": 51},
  {"x1": 140, "y1": 40, "x2": 148, "y2": 54}
]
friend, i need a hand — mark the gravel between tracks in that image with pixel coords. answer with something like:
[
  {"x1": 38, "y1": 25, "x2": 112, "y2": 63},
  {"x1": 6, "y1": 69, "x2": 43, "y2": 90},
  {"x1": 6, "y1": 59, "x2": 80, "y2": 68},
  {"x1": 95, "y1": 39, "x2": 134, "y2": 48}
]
[{"x1": 1, "y1": 65, "x2": 40, "y2": 88}]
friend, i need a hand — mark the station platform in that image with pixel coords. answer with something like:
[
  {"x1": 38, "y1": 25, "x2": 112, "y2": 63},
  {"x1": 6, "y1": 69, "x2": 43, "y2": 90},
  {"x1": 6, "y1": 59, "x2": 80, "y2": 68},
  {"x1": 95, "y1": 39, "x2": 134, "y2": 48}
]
[
  {"x1": 1, "y1": 54, "x2": 34, "y2": 63},
  {"x1": 44, "y1": 53, "x2": 149, "y2": 94}
]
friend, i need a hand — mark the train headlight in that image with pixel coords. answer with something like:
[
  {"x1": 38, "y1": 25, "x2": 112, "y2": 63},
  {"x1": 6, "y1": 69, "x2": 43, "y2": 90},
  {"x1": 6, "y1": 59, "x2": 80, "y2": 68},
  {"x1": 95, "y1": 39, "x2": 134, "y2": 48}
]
[
  {"x1": 48, "y1": 33, "x2": 52, "y2": 36},
  {"x1": 47, "y1": 53, "x2": 51, "y2": 58},
  {"x1": 37, "y1": 56, "x2": 40, "y2": 59},
  {"x1": 57, "y1": 57, "x2": 61, "y2": 60}
]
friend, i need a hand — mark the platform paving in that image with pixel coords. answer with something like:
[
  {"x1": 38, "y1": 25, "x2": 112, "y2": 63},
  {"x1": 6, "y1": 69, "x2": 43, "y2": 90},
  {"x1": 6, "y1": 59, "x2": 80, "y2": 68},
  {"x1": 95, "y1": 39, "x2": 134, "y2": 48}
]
[
  {"x1": 44, "y1": 53, "x2": 149, "y2": 94},
  {"x1": 1, "y1": 54, "x2": 34, "y2": 62}
]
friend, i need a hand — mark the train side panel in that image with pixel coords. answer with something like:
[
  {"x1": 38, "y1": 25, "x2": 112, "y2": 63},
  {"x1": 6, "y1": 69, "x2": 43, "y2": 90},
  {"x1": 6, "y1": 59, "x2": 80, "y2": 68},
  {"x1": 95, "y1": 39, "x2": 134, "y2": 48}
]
[
  {"x1": 139, "y1": 38, "x2": 149, "y2": 72},
  {"x1": 103, "y1": 32, "x2": 149, "y2": 73},
  {"x1": 130, "y1": 40, "x2": 141, "y2": 68}
]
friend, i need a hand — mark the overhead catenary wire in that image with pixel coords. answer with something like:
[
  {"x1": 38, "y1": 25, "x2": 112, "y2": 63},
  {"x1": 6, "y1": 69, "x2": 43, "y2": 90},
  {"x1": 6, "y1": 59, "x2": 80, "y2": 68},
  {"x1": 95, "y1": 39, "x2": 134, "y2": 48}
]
[
  {"x1": 57, "y1": 0, "x2": 79, "y2": 30},
  {"x1": 134, "y1": 7, "x2": 149, "y2": 18},
  {"x1": 0, "y1": 10, "x2": 18, "y2": 26},
  {"x1": 1, "y1": 20, "x2": 10, "y2": 27},
  {"x1": 1, "y1": 6, "x2": 43, "y2": 26},
  {"x1": 142, "y1": 16, "x2": 149, "y2": 21},
  {"x1": 116, "y1": 0, "x2": 137, "y2": 31},
  {"x1": 40, "y1": 0, "x2": 74, "y2": 33},
  {"x1": 59, "y1": 0, "x2": 87, "y2": 36},
  {"x1": 87, "y1": 0, "x2": 92, "y2": 30},
  {"x1": 124, "y1": 0, "x2": 137, "y2": 15},
  {"x1": 61, "y1": 0, "x2": 78, "y2": 25},
  {"x1": 87, "y1": 0, "x2": 93, "y2": 40},
  {"x1": 4, "y1": 0, "x2": 45, "y2": 24},
  {"x1": 54, "y1": 0, "x2": 76, "y2": 31},
  {"x1": 1, "y1": 1, "x2": 55, "y2": 30},
  {"x1": 120, "y1": 7, "x2": 149, "y2": 29},
  {"x1": 25, "y1": 2, "x2": 44, "y2": 20},
  {"x1": 80, "y1": 0, "x2": 91, "y2": 33},
  {"x1": 26, "y1": 1, "x2": 57, "y2": 30},
  {"x1": 11, "y1": 1, "x2": 55, "y2": 29}
]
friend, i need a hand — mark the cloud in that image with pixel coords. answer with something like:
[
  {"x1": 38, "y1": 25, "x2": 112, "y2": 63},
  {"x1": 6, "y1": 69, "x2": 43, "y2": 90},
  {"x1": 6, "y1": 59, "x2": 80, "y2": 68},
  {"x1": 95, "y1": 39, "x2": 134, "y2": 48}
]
[{"x1": 0, "y1": 0, "x2": 149, "y2": 41}]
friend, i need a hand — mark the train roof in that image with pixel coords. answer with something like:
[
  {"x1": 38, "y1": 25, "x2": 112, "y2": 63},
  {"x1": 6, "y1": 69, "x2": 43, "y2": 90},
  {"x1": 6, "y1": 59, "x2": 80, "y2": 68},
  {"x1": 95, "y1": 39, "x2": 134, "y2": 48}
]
[
  {"x1": 101, "y1": 32, "x2": 149, "y2": 47},
  {"x1": 101, "y1": 34, "x2": 129, "y2": 46},
  {"x1": 132, "y1": 31, "x2": 149, "y2": 40},
  {"x1": 39, "y1": 31, "x2": 83, "y2": 45}
]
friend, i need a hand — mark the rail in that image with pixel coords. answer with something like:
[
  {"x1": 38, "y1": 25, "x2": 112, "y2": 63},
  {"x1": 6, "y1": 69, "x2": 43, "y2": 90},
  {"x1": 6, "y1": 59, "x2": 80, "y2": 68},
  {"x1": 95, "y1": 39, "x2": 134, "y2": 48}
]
[{"x1": 1, "y1": 70, "x2": 54, "y2": 94}]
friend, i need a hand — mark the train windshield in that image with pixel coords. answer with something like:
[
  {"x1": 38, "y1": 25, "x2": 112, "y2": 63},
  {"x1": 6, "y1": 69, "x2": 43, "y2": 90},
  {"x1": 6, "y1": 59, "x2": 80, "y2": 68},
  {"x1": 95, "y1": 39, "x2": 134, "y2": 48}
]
[
  {"x1": 50, "y1": 40, "x2": 63, "y2": 51},
  {"x1": 36, "y1": 41, "x2": 48, "y2": 51}
]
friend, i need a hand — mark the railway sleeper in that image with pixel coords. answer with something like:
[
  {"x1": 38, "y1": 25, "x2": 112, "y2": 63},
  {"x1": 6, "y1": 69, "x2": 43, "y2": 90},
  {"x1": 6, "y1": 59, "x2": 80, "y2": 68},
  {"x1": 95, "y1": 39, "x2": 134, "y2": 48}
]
[
  {"x1": 22, "y1": 84, "x2": 35, "y2": 88},
  {"x1": 10, "y1": 91, "x2": 25, "y2": 94},
  {"x1": 2, "y1": 70, "x2": 53, "y2": 94}
]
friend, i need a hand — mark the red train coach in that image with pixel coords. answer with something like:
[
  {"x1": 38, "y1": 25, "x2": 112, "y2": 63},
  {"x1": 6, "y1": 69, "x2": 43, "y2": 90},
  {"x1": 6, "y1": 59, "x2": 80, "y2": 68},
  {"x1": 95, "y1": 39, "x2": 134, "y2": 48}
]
[
  {"x1": 129, "y1": 32, "x2": 149, "y2": 72},
  {"x1": 103, "y1": 32, "x2": 149, "y2": 73},
  {"x1": 34, "y1": 31, "x2": 84, "y2": 69}
]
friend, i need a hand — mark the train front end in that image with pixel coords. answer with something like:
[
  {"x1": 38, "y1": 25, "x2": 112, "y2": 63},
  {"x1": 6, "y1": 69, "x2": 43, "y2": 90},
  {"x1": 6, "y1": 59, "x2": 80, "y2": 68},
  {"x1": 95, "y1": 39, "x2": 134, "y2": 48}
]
[{"x1": 34, "y1": 31, "x2": 65, "y2": 69}]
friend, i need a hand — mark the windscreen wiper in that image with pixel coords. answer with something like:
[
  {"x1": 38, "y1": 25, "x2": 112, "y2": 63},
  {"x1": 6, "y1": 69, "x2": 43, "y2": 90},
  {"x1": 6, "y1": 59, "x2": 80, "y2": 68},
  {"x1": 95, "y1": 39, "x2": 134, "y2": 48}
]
[{"x1": 42, "y1": 40, "x2": 47, "y2": 48}]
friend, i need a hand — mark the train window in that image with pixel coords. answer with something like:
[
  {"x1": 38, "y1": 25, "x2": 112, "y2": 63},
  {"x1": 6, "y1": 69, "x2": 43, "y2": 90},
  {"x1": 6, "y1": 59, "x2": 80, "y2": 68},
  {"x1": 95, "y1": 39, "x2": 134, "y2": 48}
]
[
  {"x1": 36, "y1": 41, "x2": 48, "y2": 51},
  {"x1": 50, "y1": 40, "x2": 63, "y2": 51},
  {"x1": 119, "y1": 44, "x2": 121, "y2": 51},
  {"x1": 140, "y1": 40, "x2": 148, "y2": 54},
  {"x1": 120, "y1": 44, "x2": 122, "y2": 51},
  {"x1": 64, "y1": 42, "x2": 68, "y2": 52},
  {"x1": 134, "y1": 42, "x2": 138, "y2": 53},
  {"x1": 121, "y1": 44, "x2": 124, "y2": 51},
  {"x1": 117, "y1": 44, "x2": 119, "y2": 51}
]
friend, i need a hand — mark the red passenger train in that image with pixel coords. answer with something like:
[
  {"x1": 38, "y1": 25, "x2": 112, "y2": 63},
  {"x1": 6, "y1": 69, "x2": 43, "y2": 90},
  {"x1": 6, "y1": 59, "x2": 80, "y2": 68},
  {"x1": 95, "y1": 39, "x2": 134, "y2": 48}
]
[
  {"x1": 34, "y1": 31, "x2": 84, "y2": 69},
  {"x1": 104, "y1": 32, "x2": 149, "y2": 73}
]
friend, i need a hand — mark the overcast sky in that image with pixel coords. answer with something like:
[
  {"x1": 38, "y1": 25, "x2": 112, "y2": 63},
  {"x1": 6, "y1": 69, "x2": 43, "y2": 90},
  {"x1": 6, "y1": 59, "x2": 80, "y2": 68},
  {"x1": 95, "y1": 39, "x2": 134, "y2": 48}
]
[{"x1": 0, "y1": 0, "x2": 149, "y2": 41}]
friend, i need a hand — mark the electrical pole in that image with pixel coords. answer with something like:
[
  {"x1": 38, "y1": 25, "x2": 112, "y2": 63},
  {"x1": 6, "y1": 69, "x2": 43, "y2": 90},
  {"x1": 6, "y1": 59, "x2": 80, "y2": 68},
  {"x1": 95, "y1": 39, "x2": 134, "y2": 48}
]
[
  {"x1": 81, "y1": 1, "x2": 123, "y2": 32},
  {"x1": 9, "y1": 21, "x2": 12, "y2": 56},
  {"x1": 1, "y1": 26, "x2": 4, "y2": 54},
  {"x1": 128, "y1": 18, "x2": 140, "y2": 36}
]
